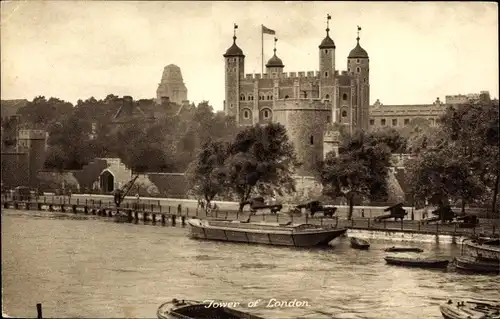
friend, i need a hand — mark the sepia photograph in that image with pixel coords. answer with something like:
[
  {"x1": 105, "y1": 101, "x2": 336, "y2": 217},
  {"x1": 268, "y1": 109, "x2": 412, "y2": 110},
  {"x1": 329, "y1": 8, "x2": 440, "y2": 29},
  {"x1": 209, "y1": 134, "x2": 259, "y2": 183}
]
[{"x1": 1, "y1": 1, "x2": 499, "y2": 318}]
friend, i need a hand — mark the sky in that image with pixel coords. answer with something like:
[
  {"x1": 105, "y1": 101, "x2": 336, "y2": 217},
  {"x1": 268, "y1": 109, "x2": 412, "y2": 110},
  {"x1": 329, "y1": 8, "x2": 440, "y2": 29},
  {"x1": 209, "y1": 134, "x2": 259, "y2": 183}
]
[{"x1": 1, "y1": 1, "x2": 498, "y2": 110}]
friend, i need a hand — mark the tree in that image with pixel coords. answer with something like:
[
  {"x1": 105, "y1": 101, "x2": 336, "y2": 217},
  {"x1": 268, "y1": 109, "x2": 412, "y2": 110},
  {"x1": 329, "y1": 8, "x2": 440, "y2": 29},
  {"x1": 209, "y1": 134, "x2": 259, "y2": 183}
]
[
  {"x1": 225, "y1": 123, "x2": 298, "y2": 210},
  {"x1": 319, "y1": 152, "x2": 372, "y2": 219},
  {"x1": 405, "y1": 146, "x2": 484, "y2": 211},
  {"x1": 186, "y1": 140, "x2": 229, "y2": 209},
  {"x1": 17, "y1": 96, "x2": 73, "y2": 128},
  {"x1": 319, "y1": 129, "x2": 393, "y2": 219},
  {"x1": 406, "y1": 99, "x2": 499, "y2": 214}
]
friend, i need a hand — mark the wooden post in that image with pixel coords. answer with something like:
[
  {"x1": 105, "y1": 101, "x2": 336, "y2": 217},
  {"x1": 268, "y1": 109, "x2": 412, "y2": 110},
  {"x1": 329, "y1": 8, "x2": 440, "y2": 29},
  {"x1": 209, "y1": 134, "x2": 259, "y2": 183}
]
[
  {"x1": 151, "y1": 204, "x2": 154, "y2": 213},
  {"x1": 305, "y1": 214, "x2": 308, "y2": 224},
  {"x1": 127, "y1": 210, "x2": 132, "y2": 222},
  {"x1": 181, "y1": 216, "x2": 186, "y2": 226},
  {"x1": 367, "y1": 218, "x2": 371, "y2": 228},
  {"x1": 186, "y1": 207, "x2": 189, "y2": 217},
  {"x1": 144, "y1": 212, "x2": 148, "y2": 222},
  {"x1": 161, "y1": 214, "x2": 166, "y2": 224},
  {"x1": 152, "y1": 213, "x2": 156, "y2": 224},
  {"x1": 171, "y1": 215, "x2": 176, "y2": 226},
  {"x1": 76, "y1": 198, "x2": 79, "y2": 205},
  {"x1": 36, "y1": 303, "x2": 43, "y2": 319},
  {"x1": 134, "y1": 211, "x2": 138, "y2": 221},
  {"x1": 72, "y1": 205, "x2": 77, "y2": 213}
]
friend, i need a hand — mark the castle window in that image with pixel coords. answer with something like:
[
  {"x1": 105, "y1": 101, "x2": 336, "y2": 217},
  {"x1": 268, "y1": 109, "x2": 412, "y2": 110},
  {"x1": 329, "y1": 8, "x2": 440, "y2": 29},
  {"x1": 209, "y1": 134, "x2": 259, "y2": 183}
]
[
  {"x1": 342, "y1": 93, "x2": 348, "y2": 101},
  {"x1": 348, "y1": 68, "x2": 351, "y2": 72},
  {"x1": 310, "y1": 135, "x2": 314, "y2": 145},
  {"x1": 259, "y1": 95, "x2": 264, "y2": 101},
  {"x1": 325, "y1": 94, "x2": 330, "y2": 99},
  {"x1": 325, "y1": 71, "x2": 329, "y2": 78},
  {"x1": 370, "y1": 119, "x2": 375, "y2": 125},
  {"x1": 404, "y1": 118, "x2": 410, "y2": 125},
  {"x1": 341, "y1": 110, "x2": 347, "y2": 117},
  {"x1": 356, "y1": 67, "x2": 360, "y2": 73},
  {"x1": 324, "y1": 50, "x2": 328, "y2": 54},
  {"x1": 285, "y1": 95, "x2": 289, "y2": 99},
  {"x1": 381, "y1": 118, "x2": 386, "y2": 125},
  {"x1": 230, "y1": 104, "x2": 233, "y2": 108},
  {"x1": 263, "y1": 110, "x2": 270, "y2": 119},
  {"x1": 243, "y1": 110, "x2": 250, "y2": 119},
  {"x1": 327, "y1": 115, "x2": 331, "y2": 123},
  {"x1": 248, "y1": 94, "x2": 254, "y2": 101},
  {"x1": 240, "y1": 94, "x2": 246, "y2": 101},
  {"x1": 392, "y1": 119, "x2": 398, "y2": 126},
  {"x1": 356, "y1": 59, "x2": 360, "y2": 64}
]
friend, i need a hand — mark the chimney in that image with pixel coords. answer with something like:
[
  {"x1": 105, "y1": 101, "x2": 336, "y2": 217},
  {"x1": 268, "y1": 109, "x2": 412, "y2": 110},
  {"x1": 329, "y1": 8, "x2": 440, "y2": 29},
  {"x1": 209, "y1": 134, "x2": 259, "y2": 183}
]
[
  {"x1": 161, "y1": 96, "x2": 170, "y2": 104},
  {"x1": 122, "y1": 96, "x2": 134, "y2": 115}
]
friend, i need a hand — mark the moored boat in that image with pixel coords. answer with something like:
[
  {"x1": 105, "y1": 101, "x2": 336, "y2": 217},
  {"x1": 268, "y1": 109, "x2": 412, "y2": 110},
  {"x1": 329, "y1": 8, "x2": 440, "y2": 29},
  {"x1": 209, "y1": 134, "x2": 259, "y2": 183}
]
[
  {"x1": 439, "y1": 299, "x2": 500, "y2": 319},
  {"x1": 187, "y1": 218, "x2": 347, "y2": 247},
  {"x1": 350, "y1": 237, "x2": 370, "y2": 250},
  {"x1": 384, "y1": 256, "x2": 450, "y2": 269},
  {"x1": 157, "y1": 298, "x2": 265, "y2": 319},
  {"x1": 384, "y1": 246, "x2": 424, "y2": 253},
  {"x1": 454, "y1": 256, "x2": 500, "y2": 274},
  {"x1": 461, "y1": 238, "x2": 500, "y2": 262}
]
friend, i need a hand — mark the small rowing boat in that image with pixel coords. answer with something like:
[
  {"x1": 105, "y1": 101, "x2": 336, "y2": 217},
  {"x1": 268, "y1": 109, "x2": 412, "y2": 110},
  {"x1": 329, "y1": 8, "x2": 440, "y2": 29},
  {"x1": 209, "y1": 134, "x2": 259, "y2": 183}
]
[
  {"x1": 384, "y1": 246, "x2": 424, "y2": 253},
  {"x1": 439, "y1": 299, "x2": 500, "y2": 319},
  {"x1": 384, "y1": 256, "x2": 450, "y2": 269},
  {"x1": 157, "y1": 298, "x2": 265, "y2": 319},
  {"x1": 350, "y1": 237, "x2": 370, "y2": 250}
]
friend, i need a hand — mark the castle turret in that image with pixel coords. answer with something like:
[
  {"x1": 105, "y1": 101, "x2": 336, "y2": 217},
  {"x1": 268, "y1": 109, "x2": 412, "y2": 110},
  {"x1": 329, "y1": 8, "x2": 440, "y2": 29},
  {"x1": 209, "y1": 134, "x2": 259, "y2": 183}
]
[
  {"x1": 319, "y1": 14, "x2": 336, "y2": 83},
  {"x1": 319, "y1": 14, "x2": 336, "y2": 125},
  {"x1": 266, "y1": 37, "x2": 284, "y2": 76},
  {"x1": 347, "y1": 26, "x2": 370, "y2": 130},
  {"x1": 223, "y1": 23, "x2": 245, "y2": 118}
]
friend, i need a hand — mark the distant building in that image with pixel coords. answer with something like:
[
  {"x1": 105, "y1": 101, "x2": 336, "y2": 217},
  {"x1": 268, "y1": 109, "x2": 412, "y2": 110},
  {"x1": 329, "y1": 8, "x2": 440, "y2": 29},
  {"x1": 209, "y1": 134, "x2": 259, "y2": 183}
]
[
  {"x1": 156, "y1": 64, "x2": 189, "y2": 105},
  {"x1": 368, "y1": 97, "x2": 447, "y2": 129},
  {"x1": 369, "y1": 91, "x2": 491, "y2": 130}
]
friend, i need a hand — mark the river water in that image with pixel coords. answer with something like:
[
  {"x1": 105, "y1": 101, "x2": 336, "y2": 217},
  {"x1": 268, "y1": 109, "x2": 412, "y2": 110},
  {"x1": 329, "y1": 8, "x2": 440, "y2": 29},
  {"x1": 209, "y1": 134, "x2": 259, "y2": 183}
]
[{"x1": 2, "y1": 209, "x2": 499, "y2": 319}]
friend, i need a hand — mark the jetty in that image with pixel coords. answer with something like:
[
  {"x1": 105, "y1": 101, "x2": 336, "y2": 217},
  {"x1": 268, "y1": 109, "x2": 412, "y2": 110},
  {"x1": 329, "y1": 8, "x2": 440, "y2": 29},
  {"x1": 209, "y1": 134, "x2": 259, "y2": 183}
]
[{"x1": 1, "y1": 195, "x2": 498, "y2": 242}]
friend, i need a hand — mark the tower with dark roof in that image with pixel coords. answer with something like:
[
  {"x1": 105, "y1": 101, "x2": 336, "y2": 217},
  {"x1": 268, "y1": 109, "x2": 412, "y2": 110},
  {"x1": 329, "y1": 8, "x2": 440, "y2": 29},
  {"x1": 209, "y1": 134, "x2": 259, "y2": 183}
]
[
  {"x1": 266, "y1": 38, "x2": 284, "y2": 75},
  {"x1": 223, "y1": 26, "x2": 245, "y2": 118},
  {"x1": 347, "y1": 26, "x2": 370, "y2": 130}
]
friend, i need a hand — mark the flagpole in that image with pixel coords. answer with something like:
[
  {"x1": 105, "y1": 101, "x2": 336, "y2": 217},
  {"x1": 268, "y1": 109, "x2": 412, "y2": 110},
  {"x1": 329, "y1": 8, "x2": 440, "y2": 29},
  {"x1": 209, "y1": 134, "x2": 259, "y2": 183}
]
[{"x1": 261, "y1": 25, "x2": 264, "y2": 74}]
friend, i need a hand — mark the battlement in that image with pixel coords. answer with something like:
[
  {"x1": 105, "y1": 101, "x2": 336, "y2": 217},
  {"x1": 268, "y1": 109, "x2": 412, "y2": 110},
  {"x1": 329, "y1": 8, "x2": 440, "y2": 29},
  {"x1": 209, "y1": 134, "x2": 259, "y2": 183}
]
[
  {"x1": 243, "y1": 71, "x2": 320, "y2": 80},
  {"x1": 273, "y1": 98, "x2": 331, "y2": 111},
  {"x1": 17, "y1": 129, "x2": 48, "y2": 140}
]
